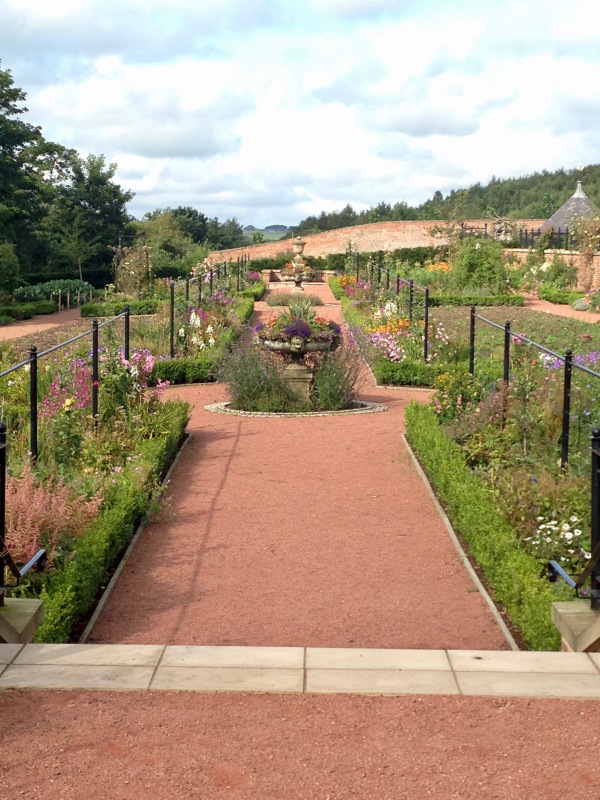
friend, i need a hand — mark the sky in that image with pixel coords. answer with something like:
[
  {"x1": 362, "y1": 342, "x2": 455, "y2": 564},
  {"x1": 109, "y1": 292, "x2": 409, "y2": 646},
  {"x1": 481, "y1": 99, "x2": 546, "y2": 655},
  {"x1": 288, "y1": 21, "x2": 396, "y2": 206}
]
[{"x1": 1, "y1": 0, "x2": 599, "y2": 228}]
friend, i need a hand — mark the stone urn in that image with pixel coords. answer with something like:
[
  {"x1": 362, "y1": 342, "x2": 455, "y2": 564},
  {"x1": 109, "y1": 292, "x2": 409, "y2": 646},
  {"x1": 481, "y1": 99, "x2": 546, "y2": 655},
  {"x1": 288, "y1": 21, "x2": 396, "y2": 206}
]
[{"x1": 291, "y1": 237, "x2": 307, "y2": 294}]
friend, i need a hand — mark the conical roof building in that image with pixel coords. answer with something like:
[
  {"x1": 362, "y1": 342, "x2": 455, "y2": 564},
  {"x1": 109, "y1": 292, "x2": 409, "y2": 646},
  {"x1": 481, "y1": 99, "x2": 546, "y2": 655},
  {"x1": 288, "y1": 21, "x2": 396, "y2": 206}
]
[{"x1": 540, "y1": 181, "x2": 598, "y2": 232}]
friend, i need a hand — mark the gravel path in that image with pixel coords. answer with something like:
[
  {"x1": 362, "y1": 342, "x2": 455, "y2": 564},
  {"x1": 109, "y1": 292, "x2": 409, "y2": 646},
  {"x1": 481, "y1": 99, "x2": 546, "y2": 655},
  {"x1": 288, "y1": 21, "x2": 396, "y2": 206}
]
[
  {"x1": 89, "y1": 282, "x2": 508, "y2": 650},
  {"x1": 1, "y1": 690, "x2": 599, "y2": 800}
]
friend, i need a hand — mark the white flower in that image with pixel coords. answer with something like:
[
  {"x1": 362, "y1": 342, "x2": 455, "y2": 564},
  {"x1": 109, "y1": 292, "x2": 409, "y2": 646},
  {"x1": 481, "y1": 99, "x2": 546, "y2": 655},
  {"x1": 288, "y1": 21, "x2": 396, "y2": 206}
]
[
  {"x1": 536, "y1": 516, "x2": 544, "y2": 522},
  {"x1": 562, "y1": 523, "x2": 570, "y2": 532},
  {"x1": 573, "y1": 529, "x2": 582, "y2": 536},
  {"x1": 206, "y1": 325, "x2": 214, "y2": 334},
  {"x1": 208, "y1": 337, "x2": 216, "y2": 347},
  {"x1": 178, "y1": 327, "x2": 185, "y2": 338},
  {"x1": 563, "y1": 532, "x2": 573, "y2": 541},
  {"x1": 570, "y1": 515, "x2": 579, "y2": 523}
]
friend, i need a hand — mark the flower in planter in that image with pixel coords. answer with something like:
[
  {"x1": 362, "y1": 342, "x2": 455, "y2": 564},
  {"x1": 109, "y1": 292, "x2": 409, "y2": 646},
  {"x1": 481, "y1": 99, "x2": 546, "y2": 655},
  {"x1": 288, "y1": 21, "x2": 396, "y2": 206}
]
[{"x1": 284, "y1": 319, "x2": 312, "y2": 338}]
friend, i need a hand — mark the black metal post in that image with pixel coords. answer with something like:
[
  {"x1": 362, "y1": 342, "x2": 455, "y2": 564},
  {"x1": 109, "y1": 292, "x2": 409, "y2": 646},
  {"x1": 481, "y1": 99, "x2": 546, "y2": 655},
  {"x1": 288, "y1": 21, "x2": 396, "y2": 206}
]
[
  {"x1": 423, "y1": 288, "x2": 430, "y2": 362},
  {"x1": 170, "y1": 282, "x2": 175, "y2": 359},
  {"x1": 210, "y1": 269, "x2": 214, "y2": 296},
  {"x1": 396, "y1": 275, "x2": 400, "y2": 294},
  {"x1": 369, "y1": 259, "x2": 373, "y2": 285},
  {"x1": 92, "y1": 318, "x2": 99, "y2": 427},
  {"x1": 503, "y1": 321, "x2": 511, "y2": 383},
  {"x1": 386, "y1": 269, "x2": 390, "y2": 290},
  {"x1": 409, "y1": 280, "x2": 414, "y2": 322},
  {"x1": 561, "y1": 350, "x2": 573, "y2": 468},
  {"x1": 355, "y1": 253, "x2": 360, "y2": 281},
  {"x1": 29, "y1": 346, "x2": 38, "y2": 463},
  {"x1": 591, "y1": 428, "x2": 600, "y2": 609},
  {"x1": 469, "y1": 306, "x2": 476, "y2": 375},
  {"x1": 124, "y1": 305, "x2": 130, "y2": 361},
  {"x1": 0, "y1": 422, "x2": 6, "y2": 606},
  {"x1": 237, "y1": 257, "x2": 241, "y2": 292},
  {"x1": 198, "y1": 274, "x2": 202, "y2": 305},
  {"x1": 185, "y1": 278, "x2": 190, "y2": 300}
]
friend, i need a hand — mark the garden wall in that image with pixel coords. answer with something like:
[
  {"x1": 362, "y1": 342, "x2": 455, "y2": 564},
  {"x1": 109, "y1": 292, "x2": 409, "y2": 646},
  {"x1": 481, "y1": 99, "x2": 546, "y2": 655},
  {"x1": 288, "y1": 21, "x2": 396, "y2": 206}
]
[
  {"x1": 506, "y1": 248, "x2": 600, "y2": 291},
  {"x1": 210, "y1": 219, "x2": 546, "y2": 262}
]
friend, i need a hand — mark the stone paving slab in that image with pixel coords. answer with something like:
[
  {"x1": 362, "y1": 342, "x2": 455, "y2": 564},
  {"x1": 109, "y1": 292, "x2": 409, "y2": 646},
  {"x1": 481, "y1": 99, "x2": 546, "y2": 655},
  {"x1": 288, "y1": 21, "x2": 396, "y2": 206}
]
[
  {"x1": 306, "y1": 647, "x2": 450, "y2": 670},
  {"x1": 0, "y1": 664, "x2": 156, "y2": 691},
  {"x1": 2, "y1": 644, "x2": 600, "y2": 698},
  {"x1": 306, "y1": 667, "x2": 459, "y2": 695},
  {"x1": 151, "y1": 666, "x2": 304, "y2": 693},
  {"x1": 14, "y1": 643, "x2": 165, "y2": 667},
  {"x1": 455, "y1": 670, "x2": 600, "y2": 698},
  {"x1": 161, "y1": 644, "x2": 304, "y2": 668},
  {"x1": 447, "y1": 649, "x2": 598, "y2": 673}
]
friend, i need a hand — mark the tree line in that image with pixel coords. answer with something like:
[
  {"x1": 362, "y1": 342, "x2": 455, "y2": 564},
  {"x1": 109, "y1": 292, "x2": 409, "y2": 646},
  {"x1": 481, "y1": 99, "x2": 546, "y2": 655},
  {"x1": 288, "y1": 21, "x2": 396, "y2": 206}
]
[{"x1": 289, "y1": 167, "x2": 600, "y2": 238}]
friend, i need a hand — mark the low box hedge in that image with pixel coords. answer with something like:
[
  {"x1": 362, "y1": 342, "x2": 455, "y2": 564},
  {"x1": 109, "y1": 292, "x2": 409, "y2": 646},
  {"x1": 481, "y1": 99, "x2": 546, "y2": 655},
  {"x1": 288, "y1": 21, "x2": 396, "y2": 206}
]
[
  {"x1": 429, "y1": 293, "x2": 525, "y2": 307},
  {"x1": 35, "y1": 400, "x2": 190, "y2": 643},
  {"x1": 238, "y1": 280, "x2": 266, "y2": 301},
  {"x1": 538, "y1": 287, "x2": 585, "y2": 305},
  {"x1": 405, "y1": 401, "x2": 571, "y2": 650},
  {"x1": 374, "y1": 360, "x2": 442, "y2": 386},
  {"x1": 80, "y1": 300, "x2": 159, "y2": 317}
]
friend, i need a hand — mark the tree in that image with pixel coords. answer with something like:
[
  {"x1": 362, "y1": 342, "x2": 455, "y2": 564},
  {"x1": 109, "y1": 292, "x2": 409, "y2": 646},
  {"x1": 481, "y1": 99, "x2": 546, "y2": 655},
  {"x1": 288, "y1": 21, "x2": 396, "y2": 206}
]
[
  {"x1": 0, "y1": 61, "x2": 71, "y2": 271},
  {"x1": 44, "y1": 153, "x2": 134, "y2": 284}
]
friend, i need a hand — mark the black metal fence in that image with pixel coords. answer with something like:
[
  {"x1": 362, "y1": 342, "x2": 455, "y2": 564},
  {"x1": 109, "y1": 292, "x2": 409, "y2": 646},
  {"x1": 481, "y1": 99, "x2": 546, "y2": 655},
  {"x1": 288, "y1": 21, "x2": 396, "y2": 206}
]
[
  {"x1": 469, "y1": 306, "x2": 600, "y2": 468},
  {"x1": 547, "y1": 429, "x2": 600, "y2": 609},
  {"x1": 519, "y1": 227, "x2": 571, "y2": 249}
]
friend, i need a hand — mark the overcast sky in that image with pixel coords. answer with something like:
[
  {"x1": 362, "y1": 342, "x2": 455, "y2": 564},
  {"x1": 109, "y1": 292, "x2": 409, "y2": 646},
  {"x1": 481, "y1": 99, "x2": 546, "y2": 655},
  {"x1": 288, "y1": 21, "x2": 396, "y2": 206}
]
[{"x1": 1, "y1": 0, "x2": 598, "y2": 227}]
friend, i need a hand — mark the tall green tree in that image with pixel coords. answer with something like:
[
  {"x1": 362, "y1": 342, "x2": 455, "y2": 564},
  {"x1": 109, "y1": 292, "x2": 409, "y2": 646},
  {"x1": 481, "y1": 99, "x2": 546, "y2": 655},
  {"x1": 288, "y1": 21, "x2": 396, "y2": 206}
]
[
  {"x1": 44, "y1": 153, "x2": 134, "y2": 285},
  {"x1": 0, "y1": 61, "x2": 71, "y2": 272}
]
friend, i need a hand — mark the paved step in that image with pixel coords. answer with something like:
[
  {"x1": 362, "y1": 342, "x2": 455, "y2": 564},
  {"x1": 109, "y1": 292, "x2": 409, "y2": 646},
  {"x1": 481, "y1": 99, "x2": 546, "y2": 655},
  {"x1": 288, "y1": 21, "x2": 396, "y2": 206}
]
[{"x1": 2, "y1": 644, "x2": 600, "y2": 698}]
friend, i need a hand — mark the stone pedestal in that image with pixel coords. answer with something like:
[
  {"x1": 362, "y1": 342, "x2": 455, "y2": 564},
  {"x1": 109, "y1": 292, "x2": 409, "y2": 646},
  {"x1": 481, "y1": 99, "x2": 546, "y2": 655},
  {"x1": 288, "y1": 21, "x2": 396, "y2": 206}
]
[
  {"x1": 283, "y1": 360, "x2": 312, "y2": 402},
  {"x1": 552, "y1": 601, "x2": 600, "y2": 652},
  {"x1": 0, "y1": 598, "x2": 44, "y2": 643}
]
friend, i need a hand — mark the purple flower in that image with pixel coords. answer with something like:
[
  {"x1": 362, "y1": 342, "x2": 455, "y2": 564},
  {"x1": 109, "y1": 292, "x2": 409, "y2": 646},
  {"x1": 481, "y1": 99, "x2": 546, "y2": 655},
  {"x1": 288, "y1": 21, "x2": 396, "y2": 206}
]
[
  {"x1": 253, "y1": 323, "x2": 265, "y2": 332},
  {"x1": 284, "y1": 319, "x2": 312, "y2": 338},
  {"x1": 328, "y1": 321, "x2": 341, "y2": 334}
]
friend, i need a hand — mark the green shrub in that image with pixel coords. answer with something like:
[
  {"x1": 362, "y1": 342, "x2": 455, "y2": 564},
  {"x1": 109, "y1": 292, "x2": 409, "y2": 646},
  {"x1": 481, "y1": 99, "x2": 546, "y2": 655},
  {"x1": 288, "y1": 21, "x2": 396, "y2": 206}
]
[
  {"x1": 0, "y1": 314, "x2": 14, "y2": 326},
  {"x1": 15, "y1": 280, "x2": 97, "y2": 303},
  {"x1": 429, "y1": 294, "x2": 525, "y2": 307},
  {"x1": 238, "y1": 280, "x2": 266, "y2": 301},
  {"x1": 374, "y1": 360, "x2": 442, "y2": 386},
  {"x1": 405, "y1": 402, "x2": 570, "y2": 650},
  {"x1": 32, "y1": 300, "x2": 57, "y2": 315},
  {"x1": 266, "y1": 292, "x2": 323, "y2": 307},
  {"x1": 328, "y1": 276, "x2": 345, "y2": 300},
  {"x1": 150, "y1": 354, "x2": 218, "y2": 384},
  {"x1": 450, "y1": 238, "x2": 509, "y2": 294},
  {"x1": 35, "y1": 400, "x2": 190, "y2": 642},
  {"x1": 80, "y1": 300, "x2": 159, "y2": 317},
  {"x1": 537, "y1": 286, "x2": 586, "y2": 306}
]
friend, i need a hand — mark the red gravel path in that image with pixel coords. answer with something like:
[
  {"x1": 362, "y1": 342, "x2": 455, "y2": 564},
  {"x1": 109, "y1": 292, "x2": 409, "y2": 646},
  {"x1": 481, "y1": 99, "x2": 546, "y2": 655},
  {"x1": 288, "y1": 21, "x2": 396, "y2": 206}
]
[
  {"x1": 0, "y1": 308, "x2": 82, "y2": 341},
  {"x1": 90, "y1": 283, "x2": 508, "y2": 650},
  {"x1": 1, "y1": 690, "x2": 599, "y2": 800}
]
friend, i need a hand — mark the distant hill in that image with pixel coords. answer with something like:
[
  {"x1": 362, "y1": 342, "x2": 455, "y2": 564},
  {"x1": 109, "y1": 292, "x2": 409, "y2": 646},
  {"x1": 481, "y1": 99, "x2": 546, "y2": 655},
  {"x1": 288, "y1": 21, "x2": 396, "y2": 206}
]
[{"x1": 288, "y1": 165, "x2": 600, "y2": 237}]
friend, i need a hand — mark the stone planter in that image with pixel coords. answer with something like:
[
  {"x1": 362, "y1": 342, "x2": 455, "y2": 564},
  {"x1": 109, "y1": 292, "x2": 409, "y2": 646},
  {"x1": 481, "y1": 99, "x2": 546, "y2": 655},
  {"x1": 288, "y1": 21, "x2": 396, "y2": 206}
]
[{"x1": 259, "y1": 337, "x2": 339, "y2": 401}]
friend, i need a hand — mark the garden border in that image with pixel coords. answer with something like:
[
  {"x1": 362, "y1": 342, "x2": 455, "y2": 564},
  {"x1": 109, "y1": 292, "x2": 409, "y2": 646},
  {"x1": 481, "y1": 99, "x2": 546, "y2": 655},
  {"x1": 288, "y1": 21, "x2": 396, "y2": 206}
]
[{"x1": 204, "y1": 400, "x2": 387, "y2": 417}]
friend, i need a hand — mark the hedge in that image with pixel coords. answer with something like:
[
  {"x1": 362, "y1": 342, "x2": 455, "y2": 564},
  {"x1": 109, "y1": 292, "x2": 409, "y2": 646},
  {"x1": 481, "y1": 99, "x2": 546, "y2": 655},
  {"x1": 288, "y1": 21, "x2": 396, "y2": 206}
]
[
  {"x1": 405, "y1": 402, "x2": 571, "y2": 650},
  {"x1": 0, "y1": 301, "x2": 56, "y2": 320},
  {"x1": 80, "y1": 300, "x2": 160, "y2": 317},
  {"x1": 374, "y1": 360, "x2": 442, "y2": 386},
  {"x1": 35, "y1": 400, "x2": 190, "y2": 643},
  {"x1": 538, "y1": 287, "x2": 586, "y2": 306},
  {"x1": 238, "y1": 280, "x2": 266, "y2": 301},
  {"x1": 429, "y1": 293, "x2": 525, "y2": 307}
]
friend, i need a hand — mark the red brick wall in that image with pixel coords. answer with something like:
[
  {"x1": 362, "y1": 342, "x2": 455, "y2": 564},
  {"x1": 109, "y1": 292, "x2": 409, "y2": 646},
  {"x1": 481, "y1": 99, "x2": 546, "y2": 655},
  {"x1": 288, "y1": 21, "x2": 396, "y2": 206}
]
[
  {"x1": 507, "y1": 248, "x2": 600, "y2": 291},
  {"x1": 210, "y1": 219, "x2": 546, "y2": 262}
]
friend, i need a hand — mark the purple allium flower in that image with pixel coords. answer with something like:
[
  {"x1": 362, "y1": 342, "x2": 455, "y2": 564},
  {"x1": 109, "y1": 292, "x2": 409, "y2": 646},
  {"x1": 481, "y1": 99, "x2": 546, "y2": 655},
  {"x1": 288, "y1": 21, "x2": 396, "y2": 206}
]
[
  {"x1": 328, "y1": 321, "x2": 341, "y2": 334},
  {"x1": 284, "y1": 319, "x2": 312, "y2": 338},
  {"x1": 253, "y1": 323, "x2": 265, "y2": 332}
]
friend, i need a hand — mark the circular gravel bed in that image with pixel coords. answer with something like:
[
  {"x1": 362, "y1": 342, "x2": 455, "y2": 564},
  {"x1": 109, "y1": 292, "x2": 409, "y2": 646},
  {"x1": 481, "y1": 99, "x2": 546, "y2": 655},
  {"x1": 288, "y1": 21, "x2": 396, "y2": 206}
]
[{"x1": 204, "y1": 400, "x2": 387, "y2": 417}]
